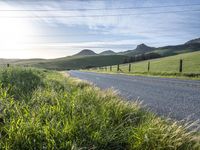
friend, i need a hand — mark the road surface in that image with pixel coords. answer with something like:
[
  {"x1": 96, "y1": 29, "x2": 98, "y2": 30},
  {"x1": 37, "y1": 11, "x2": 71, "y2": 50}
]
[{"x1": 69, "y1": 71, "x2": 200, "y2": 121}]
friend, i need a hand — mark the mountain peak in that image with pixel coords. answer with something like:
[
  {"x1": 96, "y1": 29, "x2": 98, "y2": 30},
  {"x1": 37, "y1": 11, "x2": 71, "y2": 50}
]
[
  {"x1": 136, "y1": 43, "x2": 149, "y2": 49},
  {"x1": 74, "y1": 49, "x2": 97, "y2": 56},
  {"x1": 135, "y1": 43, "x2": 155, "y2": 51}
]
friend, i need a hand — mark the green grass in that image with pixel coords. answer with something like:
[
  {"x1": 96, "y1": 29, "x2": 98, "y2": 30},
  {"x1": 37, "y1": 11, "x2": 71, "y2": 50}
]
[
  {"x1": 1, "y1": 47, "x2": 199, "y2": 71},
  {"x1": 92, "y1": 51, "x2": 200, "y2": 78},
  {"x1": 35, "y1": 55, "x2": 129, "y2": 70},
  {"x1": 0, "y1": 67, "x2": 199, "y2": 149},
  {"x1": 1, "y1": 55, "x2": 129, "y2": 70}
]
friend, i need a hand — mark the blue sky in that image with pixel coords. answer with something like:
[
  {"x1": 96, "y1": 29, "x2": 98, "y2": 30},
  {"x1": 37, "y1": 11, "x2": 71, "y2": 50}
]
[{"x1": 0, "y1": 0, "x2": 200, "y2": 58}]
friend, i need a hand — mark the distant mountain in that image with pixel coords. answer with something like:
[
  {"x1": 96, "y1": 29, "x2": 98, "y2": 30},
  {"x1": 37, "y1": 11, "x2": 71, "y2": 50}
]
[
  {"x1": 185, "y1": 38, "x2": 200, "y2": 44},
  {"x1": 0, "y1": 58, "x2": 22, "y2": 64},
  {"x1": 135, "y1": 43, "x2": 155, "y2": 51},
  {"x1": 74, "y1": 49, "x2": 97, "y2": 56},
  {"x1": 119, "y1": 38, "x2": 200, "y2": 57},
  {"x1": 118, "y1": 43, "x2": 155, "y2": 56},
  {"x1": 100, "y1": 50, "x2": 116, "y2": 55},
  {"x1": 1, "y1": 37, "x2": 200, "y2": 70},
  {"x1": 72, "y1": 38, "x2": 200, "y2": 58},
  {"x1": 154, "y1": 39, "x2": 200, "y2": 56}
]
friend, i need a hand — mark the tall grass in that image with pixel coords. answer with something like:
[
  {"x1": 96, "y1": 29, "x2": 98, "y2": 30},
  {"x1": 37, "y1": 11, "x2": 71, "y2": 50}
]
[{"x1": 0, "y1": 67, "x2": 199, "y2": 149}]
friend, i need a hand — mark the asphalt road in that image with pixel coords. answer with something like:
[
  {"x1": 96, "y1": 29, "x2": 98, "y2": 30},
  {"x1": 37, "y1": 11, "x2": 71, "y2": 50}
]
[{"x1": 69, "y1": 71, "x2": 200, "y2": 121}]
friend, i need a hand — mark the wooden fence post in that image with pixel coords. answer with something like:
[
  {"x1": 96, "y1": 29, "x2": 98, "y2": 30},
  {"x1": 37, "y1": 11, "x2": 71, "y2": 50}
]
[
  {"x1": 148, "y1": 61, "x2": 150, "y2": 72},
  {"x1": 129, "y1": 64, "x2": 131, "y2": 72},
  {"x1": 110, "y1": 66, "x2": 112, "y2": 71},
  {"x1": 179, "y1": 59, "x2": 183, "y2": 73},
  {"x1": 117, "y1": 64, "x2": 120, "y2": 71}
]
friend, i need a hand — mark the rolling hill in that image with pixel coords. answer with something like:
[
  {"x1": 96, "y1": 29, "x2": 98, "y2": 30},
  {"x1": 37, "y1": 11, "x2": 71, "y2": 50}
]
[
  {"x1": 74, "y1": 49, "x2": 97, "y2": 56},
  {"x1": 0, "y1": 37, "x2": 200, "y2": 70},
  {"x1": 119, "y1": 43, "x2": 155, "y2": 55},
  {"x1": 185, "y1": 37, "x2": 200, "y2": 44},
  {"x1": 96, "y1": 51, "x2": 200, "y2": 76},
  {"x1": 123, "y1": 38, "x2": 200, "y2": 57},
  {"x1": 100, "y1": 50, "x2": 116, "y2": 55},
  {"x1": 27, "y1": 55, "x2": 129, "y2": 70},
  {"x1": 0, "y1": 59, "x2": 19, "y2": 64}
]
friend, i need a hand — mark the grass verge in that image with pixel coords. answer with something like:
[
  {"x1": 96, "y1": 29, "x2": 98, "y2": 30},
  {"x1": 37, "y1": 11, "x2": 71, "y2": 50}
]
[
  {"x1": 0, "y1": 67, "x2": 199, "y2": 149},
  {"x1": 84, "y1": 70, "x2": 200, "y2": 80}
]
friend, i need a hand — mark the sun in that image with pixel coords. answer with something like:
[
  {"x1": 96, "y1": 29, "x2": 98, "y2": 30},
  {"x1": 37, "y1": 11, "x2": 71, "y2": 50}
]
[{"x1": 0, "y1": 5, "x2": 36, "y2": 58}]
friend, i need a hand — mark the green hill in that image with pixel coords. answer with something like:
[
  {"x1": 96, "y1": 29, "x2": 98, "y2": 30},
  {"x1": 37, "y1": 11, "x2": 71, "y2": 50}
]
[
  {"x1": 100, "y1": 50, "x2": 116, "y2": 55},
  {"x1": 93, "y1": 51, "x2": 200, "y2": 77},
  {"x1": 117, "y1": 38, "x2": 200, "y2": 57},
  {"x1": 1, "y1": 38, "x2": 200, "y2": 71},
  {"x1": 122, "y1": 41, "x2": 200, "y2": 57},
  {"x1": 27, "y1": 55, "x2": 129, "y2": 70},
  {"x1": 0, "y1": 55, "x2": 129, "y2": 70},
  {"x1": 152, "y1": 43, "x2": 200, "y2": 57},
  {"x1": 74, "y1": 49, "x2": 97, "y2": 56},
  {"x1": 119, "y1": 43, "x2": 155, "y2": 55}
]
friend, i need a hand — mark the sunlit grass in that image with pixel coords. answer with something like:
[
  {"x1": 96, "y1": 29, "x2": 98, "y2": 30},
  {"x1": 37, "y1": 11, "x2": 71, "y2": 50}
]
[
  {"x1": 0, "y1": 67, "x2": 199, "y2": 149},
  {"x1": 94, "y1": 51, "x2": 200, "y2": 78}
]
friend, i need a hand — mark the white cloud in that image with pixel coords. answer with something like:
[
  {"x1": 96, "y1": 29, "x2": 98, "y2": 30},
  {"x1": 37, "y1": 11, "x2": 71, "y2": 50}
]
[{"x1": 0, "y1": 0, "x2": 200, "y2": 58}]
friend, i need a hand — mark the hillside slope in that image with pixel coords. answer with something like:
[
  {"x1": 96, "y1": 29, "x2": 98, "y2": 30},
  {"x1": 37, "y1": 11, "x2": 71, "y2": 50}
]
[
  {"x1": 185, "y1": 37, "x2": 200, "y2": 44},
  {"x1": 119, "y1": 44, "x2": 155, "y2": 56},
  {"x1": 1, "y1": 38, "x2": 200, "y2": 70},
  {"x1": 123, "y1": 39, "x2": 200, "y2": 57},
  {"x1": 31, "y1": 55, "x2": 129, "y2": 70},
  {"x1": 74, "y1": 49, "x2": 97, "y2": 56},
  {"x1": 95, "y1": 51, "x2": 200, "y2": 77},
  {"x1": 153, "y1": 43, "x2": 200, "y2": 56},
  {"x1": 100, "y1": 50, "x2": 116, "y2": 55}
]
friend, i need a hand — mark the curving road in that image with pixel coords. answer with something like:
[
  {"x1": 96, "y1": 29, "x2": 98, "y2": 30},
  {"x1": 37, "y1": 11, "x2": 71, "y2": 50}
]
[{"x1": 69, "y1": 70, "x2": 200, "y2": 121}]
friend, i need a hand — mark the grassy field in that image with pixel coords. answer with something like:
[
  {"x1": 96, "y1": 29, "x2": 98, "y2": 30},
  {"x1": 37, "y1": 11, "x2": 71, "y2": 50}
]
[
  {"x1": 1, "y1": 48, "x2": 199, "y2": 71},
  {"x1": 0, "y1": 55, "x2": 129, "y2": 70},
  {"x1": 92, "y1": 51, "x2": 200, "y2": 78},
  {"x1": 0, "y1": 67, "x2": 199, "y2": 149},
  {"x1": 35, "y1": 55, "x2": 129, "y2": 70}
]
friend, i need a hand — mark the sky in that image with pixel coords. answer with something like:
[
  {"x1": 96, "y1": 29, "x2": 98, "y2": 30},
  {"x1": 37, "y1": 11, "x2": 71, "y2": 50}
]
[{"x1": 0, "y1": 0, "x2": 200, "y2": 59}]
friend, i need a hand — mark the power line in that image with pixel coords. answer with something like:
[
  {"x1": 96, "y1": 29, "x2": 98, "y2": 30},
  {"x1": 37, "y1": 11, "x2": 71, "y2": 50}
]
[
  {"x1": 1, "y1": 9, "x2": 200, "y2": 18},
  {"x1": 2, "y1": 0, "x2": 108, "y2": 2},
  {"x1": 22, "y1": 29, "x2": 200, "y2": 37},
  {"x1": 1, "y1": 4, "x2": 200, "y2": 11}
]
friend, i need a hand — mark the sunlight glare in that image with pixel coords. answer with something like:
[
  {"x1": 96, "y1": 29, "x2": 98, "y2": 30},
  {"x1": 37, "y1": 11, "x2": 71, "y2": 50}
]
[{"x1": 0, "y1": 5, "x2": 36, "y2": 58}]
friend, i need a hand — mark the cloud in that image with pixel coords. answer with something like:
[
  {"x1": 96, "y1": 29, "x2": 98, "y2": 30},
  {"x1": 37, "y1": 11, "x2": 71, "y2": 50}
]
[{"x1": 1, "y1": 0, "x2": 200, "y2": 58}]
